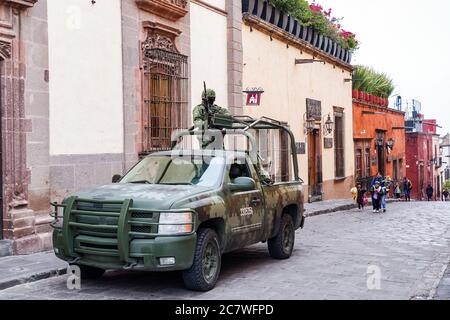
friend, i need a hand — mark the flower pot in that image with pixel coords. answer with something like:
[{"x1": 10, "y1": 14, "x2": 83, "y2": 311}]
[
  {"x1": 287, "y1": 16, "x2": 295, "y2": 33},
  {"x1": 352, "y1": 90, "x2": 359, "y2": 99},
  {"x1": 347, "y1": 52, "x2": 352, "y2": 64},
  {"x1": 294, "y1": 21, "x2": 302, "y2": 38},
  {"x1": 316, "y1": 34, "x2": 324, "y2": 49},
  {"x1": 342, "y1": 50, "x2": 348, "y2": 62},
  {"x1": 311, "y1": 30, "x2": 319, "y2": 46},
  {"x1": 242, "y1": 0, "x2": 250, "y2": 13},
  {"x1": 273, "y1": 8, "x2": 281, "y2": 27},
  {"x1": 306, "y1": 27, "x2": 313, "y2": 43},
  {"x1": 385, "y1": 98, "x2": 389, "y2": 107},
  {"x1": 255, "y1": 0, "x2": 264, "y2": 18},
  {"x1": 359, "y1": 91, "x2": 365, "y2": 101},
  {"x1": 335, "y1": 45, "x2": 342, "y2": 59},
  {"x1": 322, "y1": 37, "x2": 330, "y2": 52},
  {"x1": 277, "y1": 11, "x2": 285, "y2": 29},
  {"x1": 300, "y1": 25, "x2": 308, "y2": 41},
  {"x1": 330, "y1": 42, "x2": 337, "y2": 56},
  {"x1": 291, "y1": 20, "x2": 299, "y2": 37}
]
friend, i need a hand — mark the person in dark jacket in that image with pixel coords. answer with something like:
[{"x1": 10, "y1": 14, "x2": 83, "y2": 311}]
[
  {"x1": 426, "y1": 184, "x2": 434, "y2": 201},
  {"x1": 356, "y1": 184, "x2": 367, "y2": 210},
  {"x1": 443, "y1": 189, "x2": 449, "y2": 202},
  {"x1": 403, "y1": 177, "x2": 412, "y2": 202},
  {"x1": 370, "y1": 181, "x2": 384, "y2": 213}
]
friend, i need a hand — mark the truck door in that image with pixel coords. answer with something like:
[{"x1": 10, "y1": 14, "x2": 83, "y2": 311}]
[{"x1": 226, "y1": 158, "x2": 264, "y2": 250}]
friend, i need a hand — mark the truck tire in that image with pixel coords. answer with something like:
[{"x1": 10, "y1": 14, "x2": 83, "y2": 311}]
[
  {"x1": 182, "y1": 228, "x2": 221, "y2": 291},
  {"x1": 74, "y1": 264, "x2": 105, "y2": 280},
  {"x1": 268, "y1": 214, "x2": 295, "y2": 259}
]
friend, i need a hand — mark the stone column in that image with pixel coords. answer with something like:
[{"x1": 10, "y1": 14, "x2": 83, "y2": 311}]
[{"x1": 226, "y1": 0, "x2": 243, "y2": 116}]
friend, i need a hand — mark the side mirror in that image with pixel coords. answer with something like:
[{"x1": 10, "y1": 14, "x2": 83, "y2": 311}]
[
  {"x1": 228, "y1": 177, "x2": 256, "y2": 192},
  {"x1": 112, "y1": 174, "x2": 122, "y2": 183}
]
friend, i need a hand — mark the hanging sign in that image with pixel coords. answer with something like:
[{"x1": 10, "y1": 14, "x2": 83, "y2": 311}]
[{"x1": 244, "y1": 87, "x2": 264, "y2": 106}]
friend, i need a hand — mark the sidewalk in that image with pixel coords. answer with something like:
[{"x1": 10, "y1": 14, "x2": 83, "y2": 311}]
[{"x1": 0, "y1": 251, "x2": 67, "y2": 291}]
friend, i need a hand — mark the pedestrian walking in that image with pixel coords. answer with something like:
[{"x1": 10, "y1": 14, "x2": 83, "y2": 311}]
[
  {"x1": 403, "y1": 177, "x2": 412, "y2": 202},
  {"x1": 426, "y1": 184, "x2": 434, "y2": 201},
  {"x1": 394, "y1": 183, "x2": 401, "y2": 199},
  {"x1": 370, "y1": 181, "x2": 384, "y2": 213},
  {"x1": 443, "y1": 189, "x2": 449, "y2": 202},
  {"x1": 356, "y1": 184, "x2": 367, "y2": 210},
  {"x1": 381, "y1": 177, "x2": 391, "y2": 213}
]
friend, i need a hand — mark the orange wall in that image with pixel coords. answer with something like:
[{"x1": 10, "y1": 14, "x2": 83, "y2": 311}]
[{"x1": 353, "y1": 100, "x2": 406, "y2": 180}]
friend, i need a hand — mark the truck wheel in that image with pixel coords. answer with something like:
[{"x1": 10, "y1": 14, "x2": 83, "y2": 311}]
[
  {"x1": 268, "y1": 214, "x2": 295, "y2": 259},
  {"x1": 74, "y1": 265, "x2": 105, "y2": 280},
  {"x1": 182, "y1": 228, "x2": 221, "y2": 291}
]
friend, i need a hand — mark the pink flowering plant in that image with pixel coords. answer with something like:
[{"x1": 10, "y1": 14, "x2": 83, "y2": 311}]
[{"x1": 268, "y1": 0, "x2": 359, "y2": 52}]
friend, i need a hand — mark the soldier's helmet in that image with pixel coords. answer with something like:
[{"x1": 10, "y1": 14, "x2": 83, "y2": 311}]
[{"x1": 203, "y1": 89, "x2": 216, "y2": 99}]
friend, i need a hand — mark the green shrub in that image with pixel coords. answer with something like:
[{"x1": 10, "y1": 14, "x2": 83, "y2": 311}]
[{"x1": 353, "y1": 65, "x2": 395, "y2": 98}]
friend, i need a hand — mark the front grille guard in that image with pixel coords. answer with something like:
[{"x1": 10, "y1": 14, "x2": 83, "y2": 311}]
[{"x1": 50, "y1": 197, "x2": 197, "y2": 265}]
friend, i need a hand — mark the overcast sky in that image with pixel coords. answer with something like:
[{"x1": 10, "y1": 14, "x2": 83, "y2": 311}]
[{"x1": 318, "y1": 0, "x2": 450, "y2": 135}]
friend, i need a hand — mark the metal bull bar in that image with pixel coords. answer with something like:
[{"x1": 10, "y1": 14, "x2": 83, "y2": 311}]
[{"x1": 50, "y1": 197, "x2": 196, "y2": 268}]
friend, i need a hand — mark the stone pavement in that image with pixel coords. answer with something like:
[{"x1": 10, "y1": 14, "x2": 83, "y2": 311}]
[
  {"x1": 434, "y1": 264, "x2": 450, "y2": 300},
  {"x1": 0, "y1": 201, "x2": 449, "y2": 300},
  {"x1": 0, "y1": 199, "x2": 354, "y2": 291}
]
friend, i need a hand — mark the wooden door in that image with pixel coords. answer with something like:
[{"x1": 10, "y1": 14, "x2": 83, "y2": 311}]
[{"x1": 308, "y1": 129, "x2": 322, "y2": 198}]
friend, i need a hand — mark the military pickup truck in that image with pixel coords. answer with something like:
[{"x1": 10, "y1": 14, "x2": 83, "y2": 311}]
[{"x1": 51, "y1": 116, "x2": 305, "y2": 291}]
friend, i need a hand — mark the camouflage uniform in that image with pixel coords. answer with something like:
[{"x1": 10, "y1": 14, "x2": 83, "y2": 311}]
[{"x1": 193, "y1": 89, "x2": 231, "y2": 149}]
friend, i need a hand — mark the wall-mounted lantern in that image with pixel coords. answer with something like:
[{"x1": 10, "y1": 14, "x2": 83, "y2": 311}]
[{"x1": 324, "y1": 114, "x2": 334, "y2": 136}]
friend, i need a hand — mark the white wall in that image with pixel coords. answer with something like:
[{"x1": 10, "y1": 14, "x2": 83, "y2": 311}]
[
  {"x1": 190, "y1": 2, "x2": 228, "y2": 114},
  {"x1": 47, "y1": 0, "x2": 124, "y2": 155}
]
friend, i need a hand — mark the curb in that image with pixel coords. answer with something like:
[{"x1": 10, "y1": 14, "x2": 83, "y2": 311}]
[
  {"x1": 305, "y1": 204, "x2": 356, "y2": 218},
  {"x1": 0, "y1": 266, "x2": 68, "y2": 291},
  {"x1": 305, "y1": 199, "x2": 402, "y2": 218}
]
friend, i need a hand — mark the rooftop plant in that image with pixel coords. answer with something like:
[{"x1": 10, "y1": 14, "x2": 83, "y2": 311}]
[
  {"x1": 352, "y1": 65, "x2": 395, "y2": 98},
  {"x1": 268, "y1": 0, "x2": 359, "y2": 52}
]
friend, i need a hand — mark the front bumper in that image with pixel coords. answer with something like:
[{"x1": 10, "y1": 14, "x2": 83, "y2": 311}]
[
  {"x1": 53, "y1": 231, "x2": 197, "y2": 271},
  {"x1": 51, "y1": 197, "x2": 197, "y2": 271}
]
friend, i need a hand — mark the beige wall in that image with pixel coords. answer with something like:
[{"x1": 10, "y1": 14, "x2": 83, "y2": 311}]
[
  {"x1": 242, "y1": 25, "x2": 354, "y2": 195},
  {"x1": 190, "y1": 1, "x2": 228, "y2": 113},
  {"x1": 48, "y1": 0, "x2": 124, "y2": 155}
]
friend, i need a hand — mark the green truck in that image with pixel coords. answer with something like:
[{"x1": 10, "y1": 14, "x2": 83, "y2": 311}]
[{"x1": 51, "y1": 116, "x2": 305, "y2": 291}]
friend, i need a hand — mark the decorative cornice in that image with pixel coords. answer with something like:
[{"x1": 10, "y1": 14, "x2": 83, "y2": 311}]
[
  {"x1": 243, "y1": 13, "x2": 353, "y2": 72},
  {"x1": 142, "y1": 21, "x2": 181, "y2": 53},
  {"x1": 0, "y1": 0, "x2": 38, "y2": 10},
  {"x1": 0, "y1": 40, "x2": 12, "y2": 59},
  {"x1": 136, "y1": 0, "x2": 188, "y2": 21}
]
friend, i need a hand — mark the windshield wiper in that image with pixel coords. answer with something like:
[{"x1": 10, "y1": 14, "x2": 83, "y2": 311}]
[
  {"x1": 159, "y1": 182, "x2": 194, "y2": 186},
  {"x1": 129, "y1": 180, "x2": 153, "y2": 184}
]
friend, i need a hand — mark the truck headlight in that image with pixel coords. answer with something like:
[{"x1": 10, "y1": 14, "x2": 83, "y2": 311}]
[
  {"x1": 52, "y1": 205, "x2": 65, "y2": 229},
  {"x1": 158, "y1": 212, "x2": 193, "y2": 235}
]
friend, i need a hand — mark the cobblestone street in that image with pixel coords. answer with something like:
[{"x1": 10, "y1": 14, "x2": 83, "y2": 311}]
[{"x1": 1, "y1": 202, "x2": 449, "y2": 300}]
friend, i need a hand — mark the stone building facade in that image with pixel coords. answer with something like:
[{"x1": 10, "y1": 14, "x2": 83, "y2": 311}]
[
  {"x1": 352, "y1": 99, "x2": 406, "y2": 190},
  {"x1": 241, "y1": 1, "x2": 355, "y2": 202},
  {"x1": 1, "y1": 0, "x2": 50, "y2": 255},
  {"x1": 1, "y1": 0, "x2": 244, "y2": 256}
]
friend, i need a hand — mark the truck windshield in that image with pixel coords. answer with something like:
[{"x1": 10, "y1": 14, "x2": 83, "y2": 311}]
[{"x1": 120, "y1": 156, "x2": 225, "y2": 187}]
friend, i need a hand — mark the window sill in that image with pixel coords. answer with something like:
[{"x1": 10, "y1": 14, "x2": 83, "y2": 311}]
[{"x1": 335, "y1": 177, "x2": 346, "y2": 182}]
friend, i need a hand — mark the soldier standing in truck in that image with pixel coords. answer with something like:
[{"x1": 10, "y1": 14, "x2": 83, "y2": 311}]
[{"x1": 192, "y1": 89, "x2": 273, "y2": 185}]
